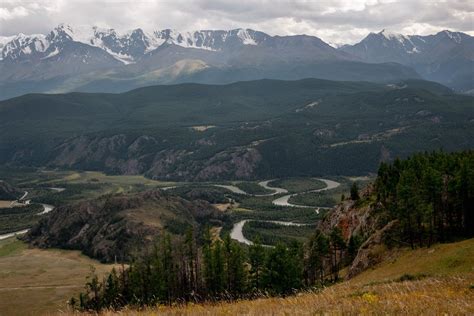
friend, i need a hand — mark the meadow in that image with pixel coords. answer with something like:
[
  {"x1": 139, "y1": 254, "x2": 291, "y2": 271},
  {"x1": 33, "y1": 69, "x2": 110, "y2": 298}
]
[{"x1": 0, "y1": 238, "x2": 117, "y2": 316}]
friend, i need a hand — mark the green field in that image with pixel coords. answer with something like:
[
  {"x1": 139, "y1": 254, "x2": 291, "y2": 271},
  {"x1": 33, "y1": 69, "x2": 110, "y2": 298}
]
[
  {"x1": 242, "y1": 220, "x2": 317, "y2": 245},
  {"x1": 0, "y1": 204, "x2": 43, "y2": 234},
  {"x1": 233, "y1": 181, "x2": 273, "y2": 195},
  {"x1": 288, "y1": 177, "x2": 372, "y2": 207},
  {"x1": 269, "y1": 178, "x2": 326, "y2": 193}
]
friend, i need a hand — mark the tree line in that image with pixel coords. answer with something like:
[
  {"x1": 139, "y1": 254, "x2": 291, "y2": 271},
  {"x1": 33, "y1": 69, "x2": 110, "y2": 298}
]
[{"x1": 71, "y1": 226, "x2": 350, "y2": 312}]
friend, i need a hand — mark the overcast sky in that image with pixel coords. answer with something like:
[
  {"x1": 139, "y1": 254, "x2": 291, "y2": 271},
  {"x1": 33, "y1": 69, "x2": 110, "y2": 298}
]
[{"x1": 1, "y1": 0, "x2": 473, "y2": 44}]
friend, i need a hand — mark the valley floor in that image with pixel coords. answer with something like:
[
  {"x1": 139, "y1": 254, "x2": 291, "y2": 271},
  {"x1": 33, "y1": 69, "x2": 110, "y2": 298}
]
[{"x1": 0, "y1": 238, "x2": 117, "y2": 316}]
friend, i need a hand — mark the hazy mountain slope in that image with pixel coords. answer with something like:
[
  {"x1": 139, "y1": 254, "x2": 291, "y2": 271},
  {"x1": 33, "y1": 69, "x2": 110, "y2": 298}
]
[
  {"x1": 0, "y1": 78, "x2": 472, "y2": 180},
  {"x1": 340, "y1": 30, "x2": 474, "y2": 93}
]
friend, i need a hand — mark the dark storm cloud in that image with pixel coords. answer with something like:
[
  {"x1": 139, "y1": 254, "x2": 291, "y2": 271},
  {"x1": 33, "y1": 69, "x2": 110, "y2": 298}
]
[{"x1": 1, "y1": 0, "x2": 473, "y2": 44}]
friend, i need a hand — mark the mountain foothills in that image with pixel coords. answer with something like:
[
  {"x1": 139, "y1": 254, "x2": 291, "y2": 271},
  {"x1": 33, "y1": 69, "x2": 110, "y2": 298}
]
[
  {"x1": 1, "y1": 24, "x2": 472, "y2": 99},
  {"x1": 1, "y1": 78, "x2": 472, "y2": 180}
]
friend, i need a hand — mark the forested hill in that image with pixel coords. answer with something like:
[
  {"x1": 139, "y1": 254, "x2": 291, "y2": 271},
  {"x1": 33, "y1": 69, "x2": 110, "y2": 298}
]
[
  {"x1": 0, "y1": 180, "x2": 21, "y2": 200},
  {"x1": 1, "y1": 78, "x2": 473, "y2": 180},
  {"x1": 319, "y1": 150, "x2": 474, "y2": 278}
]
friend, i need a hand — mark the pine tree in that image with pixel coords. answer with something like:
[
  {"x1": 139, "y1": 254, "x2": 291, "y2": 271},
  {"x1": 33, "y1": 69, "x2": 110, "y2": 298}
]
[
  {"x1": 212, "y1": 240, "x2": 225, "y2": 295},
  {"x1": 161, "y1": 234, "x2": 175, "y2": 303},
  {"x1": 249, "y1": 236, "x2": 266, "y2": 292},
  {"x1": 264, "y1": 242, "x2": 302, "y2": 295},
  {"x1": 202, "y1": 227, "x2": 214, "y2": 296},
  {"x1": 329, "y1": 227, "x2": 345, "y2": 281},
  {"x1": 85, "y1": 267, "x2": 102, "y2": 311},
  {"x1": 184, "y1": 226, "x2": 197, "y2": 296},
  {"x1": 347, "y1": 235, "x2": 362, "y2": 264},
  {"x1": 103, "y1": 268, "x2": 120, "y2": 309},
  {"x1": 350, "y1": 182, "x2": 360, "y2": 201}
]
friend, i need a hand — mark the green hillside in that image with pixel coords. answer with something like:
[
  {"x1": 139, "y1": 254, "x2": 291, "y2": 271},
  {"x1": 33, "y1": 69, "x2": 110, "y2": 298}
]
[{"x1": 0, "y1": 78, "x2": 472, "y2": 180}]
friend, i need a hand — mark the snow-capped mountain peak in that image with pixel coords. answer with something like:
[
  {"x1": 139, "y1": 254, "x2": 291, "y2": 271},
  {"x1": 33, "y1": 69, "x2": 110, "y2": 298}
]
[
  {"x1": 379, "y1": 29, "x2": 407, "y2": 42},
  {"x1": 1, "y1": 33, "x2": 49, "y2": 61},
  {"x1": 0, "y1": 24, "x2": 270, "y2": 64},
  {"x1": 439, "y1": 30, "x2": 464, "y2": 44},
  {"x1": 236, "y1": 28, "x2": 258, "y2": 45},
  {"x1": 0, "y1": 24, "x2": 273, "y2": 64}
]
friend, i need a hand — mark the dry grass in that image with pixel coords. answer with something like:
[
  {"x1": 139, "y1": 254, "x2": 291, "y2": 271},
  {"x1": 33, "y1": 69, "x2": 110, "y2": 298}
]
[
  {"x1": 0, "y1": 200, "x2": 15, "y2": 208},
  {"x1": 0, "y1": 238, "x2": 117, "y2": 316},
  {"x1": 212, "y1": 203, "x2": 233, "y2": 212},
  {"x1": 62, "y1": 171, "x2": 175, "y2": 187},
  {"x1": 82, "y1": 238, "x2": 474, "y2": 316},
  {"x1": 350, "y1": 238, "x2": 474, "y2": 284},
  {"x1": 84, "y1": 275, "x2": 474, "y2": 315},
  {"x1": 190, "y1": 125, "x2": 216, "y2": 132},
  {"x1": 1, "y1": 236, "x2": 473, "y2": 315}
]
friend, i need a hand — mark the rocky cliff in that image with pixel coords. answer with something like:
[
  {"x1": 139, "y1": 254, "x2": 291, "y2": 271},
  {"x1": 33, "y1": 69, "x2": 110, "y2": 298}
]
[
  {"x1": 317, "y1": 185, "x2": 398, "y2": 279},
  {"x1": 50, "y1": 134, "x2": 261, "y2": 181}
]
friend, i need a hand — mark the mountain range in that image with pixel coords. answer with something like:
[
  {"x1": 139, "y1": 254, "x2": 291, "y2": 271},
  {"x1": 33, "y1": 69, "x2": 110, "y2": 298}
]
[
  {"x1": 340, "y1": 29, "x2": 474, "y2": 93},
  {"x1": 1, "y1": 24, "x2": 472, "y2": 99}
]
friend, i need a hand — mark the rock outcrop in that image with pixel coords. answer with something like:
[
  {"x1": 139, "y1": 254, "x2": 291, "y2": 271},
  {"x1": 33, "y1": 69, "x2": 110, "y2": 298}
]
[
  {"x1": 345, "y1": 220, "x2": 399, "y2": 279},
  {"x1": 317, "y1": 185, "x2": 396, "y2": 279},
  {"x1": 51, "y1": 134, "x2": 261, "y2": 181},
  {"x1": 24, "y1": 190, "x2": 222, "y2": 262}
]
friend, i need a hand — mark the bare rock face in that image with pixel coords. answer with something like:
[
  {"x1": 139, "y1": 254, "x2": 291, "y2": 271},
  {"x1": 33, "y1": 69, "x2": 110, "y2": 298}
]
[
  {"x1": 318, "y1": 185, "x2": 384, "y2": 242},
  {"x1": 50, "y1": 133, "x2": 262, "y2": 181},
  {"x1": 317, "y1": 185, "x2": 397, "y2": 279},
  {"x1": 195, "y1": 147, "x2": 261, "y2": 180},
  {"x1": 23, "y1": 190, "x2": 220, "y2": 262},
  {"x1": 345, "y1": 220, "x2": 399, "y2": 279}
]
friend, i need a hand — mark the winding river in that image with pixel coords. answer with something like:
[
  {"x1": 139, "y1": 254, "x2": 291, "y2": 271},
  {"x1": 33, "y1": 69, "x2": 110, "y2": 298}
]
[
  {"x1": 272, "y1": 178, "x2": 341, "y2": 208},
  {"x1": 213, "y1": 180, "x2": 288, "y2": 196},
  {"x1": 230, "y1": 219, "x2": 311, "y2": 246},
  {"x1": 229, "y1": 178, "x2": 341, "y2": 245},
  {"x1": 0, "y1": 189, "x2": 61, "y2": 241},
  {"x1": 0, "y1": 179, "x2": 340, "y2": 244}
]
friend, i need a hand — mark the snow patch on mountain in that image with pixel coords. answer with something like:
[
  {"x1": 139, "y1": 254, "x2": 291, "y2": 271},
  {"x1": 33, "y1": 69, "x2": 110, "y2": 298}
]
[
  {"x1": 441, "y1": 30, "x2": 463, "y2": 44},
  {"x1": 1, "y1": 33, "x2": 50, "y2": 60},
  {"x1": 237, "y1": 29, "x2": 257, "y2": 45}
]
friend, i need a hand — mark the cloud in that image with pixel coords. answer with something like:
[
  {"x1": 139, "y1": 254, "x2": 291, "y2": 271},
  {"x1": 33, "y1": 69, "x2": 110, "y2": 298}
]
[{"x1": 0, "y1": 0, "x2": 473, "y2": 44}]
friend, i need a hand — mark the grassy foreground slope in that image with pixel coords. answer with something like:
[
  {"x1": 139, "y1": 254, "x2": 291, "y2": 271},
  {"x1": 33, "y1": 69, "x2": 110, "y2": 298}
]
[
  {"x1": 0, "y1": 239, "x2": 117, "y2": 316},
  {"x1": 0, "y1": 216, "x2": 472, "y2": 315},
  {"x1": 121, "y1": 239, "x2": 474, "y2": 315}
]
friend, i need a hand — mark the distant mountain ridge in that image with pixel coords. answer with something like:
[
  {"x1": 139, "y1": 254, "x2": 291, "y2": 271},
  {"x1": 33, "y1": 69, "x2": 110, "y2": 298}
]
[
  {"x1": 0, "y1": 24, "x2": 274, "y2": 64},
  {"x1": 0, "y1": 24, "x2": 472, "y2": 99},
  {"x1": 340, "y1": 29, "x2": 474, "y2": 93}
]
